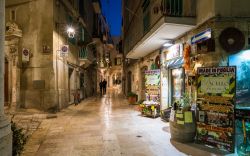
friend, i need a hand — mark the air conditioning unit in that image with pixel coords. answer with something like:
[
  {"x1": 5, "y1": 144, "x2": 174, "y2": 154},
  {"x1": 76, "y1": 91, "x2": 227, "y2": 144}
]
[{"x1": 219, "y1": 27, "x2": 245, "y2": 53}]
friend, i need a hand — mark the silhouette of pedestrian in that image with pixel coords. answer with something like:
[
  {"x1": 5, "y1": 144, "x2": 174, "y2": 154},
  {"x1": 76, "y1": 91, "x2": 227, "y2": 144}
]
[
  {"x1": 99, "y1": 80, "x2": 103, "y2": 95},
  {"x1": 73, "y1": 89, "x2": 80, "y2": 105},
  {"x1": 102, "y1": 79, "x2": 107, "y2": 94}
]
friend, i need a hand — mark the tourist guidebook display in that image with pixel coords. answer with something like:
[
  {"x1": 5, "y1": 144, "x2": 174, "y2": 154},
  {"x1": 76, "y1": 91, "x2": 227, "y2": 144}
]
[{"x1": 196, "y1": 66, "x2": 236, "y2": 152}]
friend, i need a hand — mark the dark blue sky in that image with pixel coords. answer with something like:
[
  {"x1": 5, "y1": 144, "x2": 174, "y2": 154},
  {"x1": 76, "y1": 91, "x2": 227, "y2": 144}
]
[{"x1": 101, "y1": 0, "x2": 122, "y2": 36}]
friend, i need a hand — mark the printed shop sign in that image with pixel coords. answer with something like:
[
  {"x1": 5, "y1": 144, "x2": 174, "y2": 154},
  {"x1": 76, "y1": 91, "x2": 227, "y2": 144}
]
[
  {"x1": 191, "y1": 28, "x2": 211, "y2": 45},
  {"x1": 145, "y1": 69, "x2": 160, "y2": 102},
  {"x1": 196, "y1": 66, "x2": 236, "y2": 153},
  {"x1": 201, "y1": 77, "x2": 230, "y2": 94}
]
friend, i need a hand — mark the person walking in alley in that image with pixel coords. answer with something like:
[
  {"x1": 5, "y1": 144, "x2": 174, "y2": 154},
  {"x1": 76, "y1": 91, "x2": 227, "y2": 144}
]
[
  {"x1": 73, "y1": 89, "x2": 80, "y2": 106},
  {"x1": 102, "y1": 79, "x2": 107, "y2": 94},
  {"x1": 99, "y1": 80, "x2": 103, "y2": 95}
]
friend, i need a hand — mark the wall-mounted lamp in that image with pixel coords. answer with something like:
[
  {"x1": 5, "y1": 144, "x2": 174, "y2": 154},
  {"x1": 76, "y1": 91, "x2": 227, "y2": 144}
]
[
  {"x1": 163, "y1": 40, "x2": 174, "y2": 48},
  {"x1": 56, "y1": 22, "x2": 76, "y2": 39},
  {"x1": 67, "y1": 26, "x2": 75, "y2": 38}
]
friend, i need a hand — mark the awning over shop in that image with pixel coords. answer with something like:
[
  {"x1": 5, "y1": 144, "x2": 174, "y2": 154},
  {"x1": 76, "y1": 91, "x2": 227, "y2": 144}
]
[{"x1": 164, "y1": 57, "x2": 184, "y2": 69}]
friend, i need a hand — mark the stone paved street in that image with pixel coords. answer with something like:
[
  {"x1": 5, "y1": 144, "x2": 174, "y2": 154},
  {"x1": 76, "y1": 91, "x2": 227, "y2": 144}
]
[{"x1": 21, "y1": 90, "x2": 230, "y2": 156}]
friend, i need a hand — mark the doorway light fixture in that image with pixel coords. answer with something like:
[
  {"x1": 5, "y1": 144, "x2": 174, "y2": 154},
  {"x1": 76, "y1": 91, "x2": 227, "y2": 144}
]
[{"x1": 163, "y1": 40, "x2": 174, "y2": 47}]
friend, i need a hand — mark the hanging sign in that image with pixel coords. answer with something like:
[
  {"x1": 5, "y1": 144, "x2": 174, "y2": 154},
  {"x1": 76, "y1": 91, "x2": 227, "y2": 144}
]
[
  {"x1": 196, "y1": 66, "x2": 236, "y2": 153},
  {"x1": 22, "y1": 48, "x2": 30, "y2": 62},
  {"x1": 191, "y1": 28, "x2": 211, "y2": 45},
  {"x1": 165, "y1": 44, "x2": 183, "y2": 61}
]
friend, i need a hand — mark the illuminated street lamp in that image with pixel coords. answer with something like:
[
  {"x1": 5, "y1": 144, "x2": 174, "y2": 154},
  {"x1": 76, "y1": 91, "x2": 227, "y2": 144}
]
[{"x1": 67, "y1": 26, "x2": 75, "y2": 38}]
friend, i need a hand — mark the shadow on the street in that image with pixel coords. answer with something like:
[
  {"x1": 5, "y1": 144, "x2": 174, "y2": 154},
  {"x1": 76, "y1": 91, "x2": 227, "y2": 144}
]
[{"x1": 170, "y1": 139, "x2": 231, "y2": 156}]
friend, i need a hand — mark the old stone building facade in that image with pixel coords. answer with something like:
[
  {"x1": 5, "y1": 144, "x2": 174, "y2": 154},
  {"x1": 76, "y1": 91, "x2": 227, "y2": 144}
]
[
  {"x1": 122, "y1": 0, "x2": 250, "y2": 107},
  {"x1": 4, "y1": 0, "x2": 108, "y2": 111},
  {"x1": 1, "y1": 0, "x2": 12, "y2": 155},
  {"x1": 105, "y1": 37, "x2": 123, "y2": 90}
]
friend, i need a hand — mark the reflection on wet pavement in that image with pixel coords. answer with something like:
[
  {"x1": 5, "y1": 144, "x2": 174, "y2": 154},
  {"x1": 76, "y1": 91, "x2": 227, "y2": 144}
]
[{"x1": 22, "y1": 89, "x2": 222, "y2": 156}]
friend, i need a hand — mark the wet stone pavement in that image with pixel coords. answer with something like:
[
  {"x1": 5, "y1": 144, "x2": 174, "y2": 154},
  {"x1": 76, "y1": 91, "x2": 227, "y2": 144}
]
[{"x1": 21, "y1": 90, "x2": 229, "y2": 156}]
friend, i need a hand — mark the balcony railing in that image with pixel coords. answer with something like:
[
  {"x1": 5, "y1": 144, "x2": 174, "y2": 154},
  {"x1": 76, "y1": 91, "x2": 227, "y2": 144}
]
[
  {"x1": 161, "y1": 0, "x2": 196, "y2": 17},
  {"x1": 78, "y1": 47, "x2": 94, "y2": 61},
  {"x1": 124, "y1": 0, "x2": 196, "y2": 56}
]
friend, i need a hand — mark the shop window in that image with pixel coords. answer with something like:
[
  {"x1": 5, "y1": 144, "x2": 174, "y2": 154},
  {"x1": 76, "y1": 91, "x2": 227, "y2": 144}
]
[{"x1": 171, "y1": 68, "x2": 184, "y2": 105}]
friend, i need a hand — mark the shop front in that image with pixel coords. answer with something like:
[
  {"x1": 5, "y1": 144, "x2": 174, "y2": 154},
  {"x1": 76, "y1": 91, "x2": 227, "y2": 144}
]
[
  {"x1": 161, "y1": 44, "x2": 184, "y2": 110},
  {"x1": 168, "y1": 26, "x2": 250, "y2": 154}
]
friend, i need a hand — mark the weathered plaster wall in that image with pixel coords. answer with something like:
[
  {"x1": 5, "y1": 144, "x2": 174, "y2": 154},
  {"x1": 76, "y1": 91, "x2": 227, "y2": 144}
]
[
  {"x1": 178, "y1": 19, "x2": 250, "y2": 68},
  {"x1": 196, "y1": 0, "x2": 216, "y2": 25},
  {"x1": 6, "y1": 0, "x2": 54, "y2": 110},
  {"x1": 53, "y1": 0, "x2": 81, "y2": 109}
]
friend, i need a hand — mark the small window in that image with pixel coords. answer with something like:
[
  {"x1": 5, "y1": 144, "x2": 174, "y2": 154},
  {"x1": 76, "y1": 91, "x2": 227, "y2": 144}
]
[{"x1": 10, "y1": 9, "x2": 16, "y2": 21}]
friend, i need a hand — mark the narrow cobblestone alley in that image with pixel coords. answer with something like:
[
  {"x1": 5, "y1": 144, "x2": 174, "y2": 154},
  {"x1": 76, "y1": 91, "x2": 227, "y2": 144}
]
[{"x1": 21, "y1": 90, "x2": 229, "y2": 156}]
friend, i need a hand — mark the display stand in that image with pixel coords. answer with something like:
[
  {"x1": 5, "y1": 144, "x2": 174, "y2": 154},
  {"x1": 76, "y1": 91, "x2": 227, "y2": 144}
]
[{"x1": 140, "y1": 101, "x2": 160, "y2": 118}]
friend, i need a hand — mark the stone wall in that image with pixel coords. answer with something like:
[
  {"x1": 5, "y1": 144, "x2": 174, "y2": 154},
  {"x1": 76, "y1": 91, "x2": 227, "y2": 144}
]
[
  {"x1": 5, "y1": 0, "x2": 96, "y2": 110},
  {"x1": 6, "y1": 0, "x2": 55, "y2": 110},
  {"x1": 1, "y1": 0, "x2": 12, "y2": 155},
  {"x1": 126, "y1": 50, "x2": 159, "y2": 100},
  {"x1": 177, "y1": 18, "x2": 250, "y2": 68},
  {"x1": 171, "y1": 17, "x2": 250, "y2": 108}
]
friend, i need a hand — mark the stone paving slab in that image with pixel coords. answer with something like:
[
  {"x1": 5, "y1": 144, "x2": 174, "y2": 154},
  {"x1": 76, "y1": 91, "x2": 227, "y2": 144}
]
[{"x1": 15, "y1": 91, "x2": 233, "y2": 156}]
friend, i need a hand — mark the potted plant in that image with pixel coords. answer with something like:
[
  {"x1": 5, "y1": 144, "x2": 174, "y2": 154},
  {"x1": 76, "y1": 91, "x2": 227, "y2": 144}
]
[
  {"x1": 169, "y1": 92, "x2": 196, "y2": 143},
  {"x1": 127, "y1": 92, "x2": 137, "y2": 104},
  {"x1": 180, "y1": 92, "x2": 192, "y2": 111}
]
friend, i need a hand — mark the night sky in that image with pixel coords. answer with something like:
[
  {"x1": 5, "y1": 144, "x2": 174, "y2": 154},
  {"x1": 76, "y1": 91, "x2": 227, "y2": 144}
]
[{"x1": 101, "y1": 0, "x2": 122, "y2": 36}]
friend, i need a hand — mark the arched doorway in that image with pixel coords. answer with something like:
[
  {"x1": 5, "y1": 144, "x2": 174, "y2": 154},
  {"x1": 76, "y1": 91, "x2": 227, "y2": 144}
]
[
  {"x1": 141, "y1": 66, "x2": 148, "y2": 100},
  {"x1": 4, "y1": 58, "x2": 9, "y2": 106},
  {"x1": 127, "y1": 71, "x2": 132, "y2": 94}
]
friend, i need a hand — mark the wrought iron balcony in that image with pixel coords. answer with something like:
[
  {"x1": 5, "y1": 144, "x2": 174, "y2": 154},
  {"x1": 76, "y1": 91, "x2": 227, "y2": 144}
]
[
  {"x1": 124, "y1": 0, "x2": 196, "y2": 59},
  {"x1": 161, "y1": 0, "x2": 196, "y2": 17},
  {"x1": 79, "y1": 47, "x2": 95, "y2": 67}
]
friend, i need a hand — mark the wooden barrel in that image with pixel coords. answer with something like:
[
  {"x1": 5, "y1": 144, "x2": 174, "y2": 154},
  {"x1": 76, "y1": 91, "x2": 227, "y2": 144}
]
[{"x1": 170, "y1": 111, "x2": 196, "y2": 143}]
